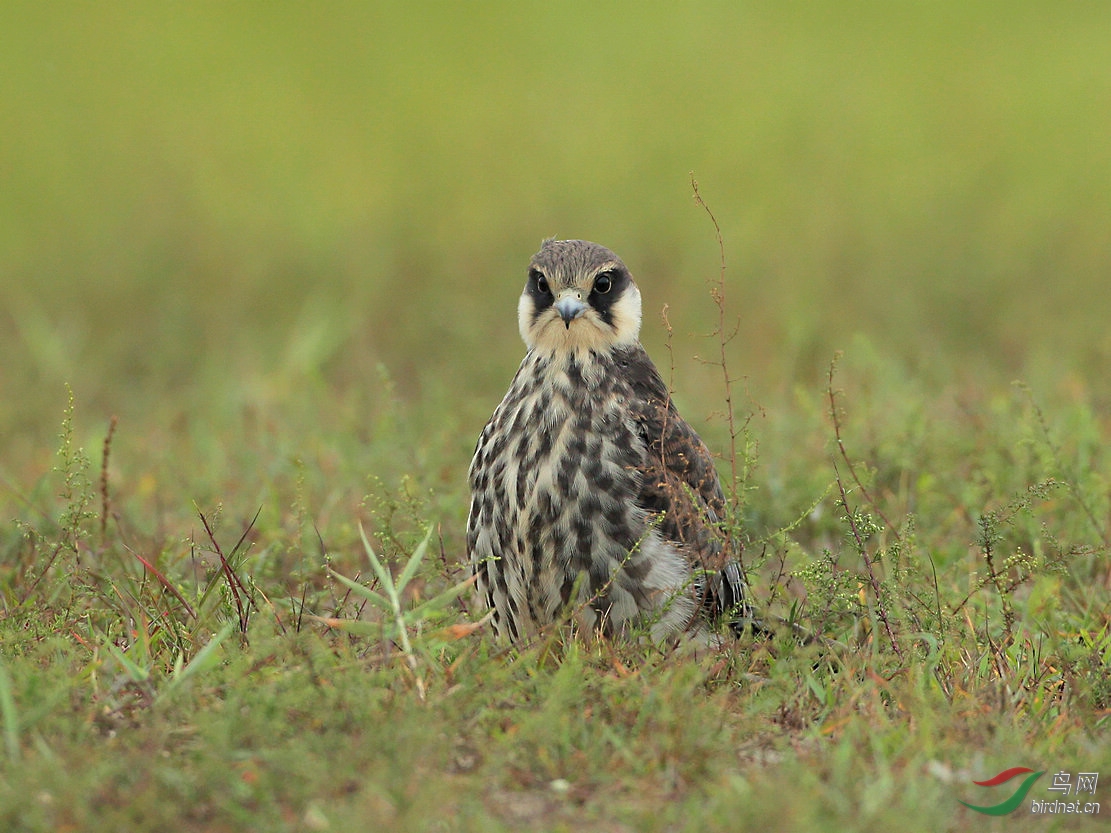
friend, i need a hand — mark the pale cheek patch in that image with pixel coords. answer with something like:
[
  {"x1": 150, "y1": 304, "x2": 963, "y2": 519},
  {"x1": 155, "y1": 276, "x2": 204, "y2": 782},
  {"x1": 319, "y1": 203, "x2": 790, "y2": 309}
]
[
  {"x1": 607, "y1": 284, "x2": 642, "y2": 346},
  {"x1": 518, "y1": 292, "x2": 536, "y2": 347}
]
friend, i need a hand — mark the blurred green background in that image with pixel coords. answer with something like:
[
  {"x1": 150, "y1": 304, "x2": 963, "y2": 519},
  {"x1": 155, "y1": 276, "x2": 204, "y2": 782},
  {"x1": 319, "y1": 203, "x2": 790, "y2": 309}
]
[{"x1": 3, "y1": 2, "x2": 1110, "y2": 487}]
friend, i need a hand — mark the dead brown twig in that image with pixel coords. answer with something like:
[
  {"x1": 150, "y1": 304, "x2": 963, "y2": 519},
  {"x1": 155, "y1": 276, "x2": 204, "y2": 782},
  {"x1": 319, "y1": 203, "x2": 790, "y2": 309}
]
[
  {"x1": 99, "y1": 415, "x2": 118, "y2": 545},
  {"x1": 690, "y1": 175, "x2": 746, "y2": 503}
]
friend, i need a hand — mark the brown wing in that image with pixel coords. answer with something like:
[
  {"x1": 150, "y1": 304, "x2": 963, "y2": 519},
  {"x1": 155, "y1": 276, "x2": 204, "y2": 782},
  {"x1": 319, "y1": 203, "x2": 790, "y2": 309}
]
[{"x1": 614, "y1": 344, "x2": 755, "y2": 628}]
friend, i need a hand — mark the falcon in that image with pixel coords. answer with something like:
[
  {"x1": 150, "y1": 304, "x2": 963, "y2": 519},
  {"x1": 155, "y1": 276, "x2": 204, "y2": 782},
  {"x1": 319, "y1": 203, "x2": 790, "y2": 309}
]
[{"x1": 467, "y1": 239, "x2": 754, "y2": 643}]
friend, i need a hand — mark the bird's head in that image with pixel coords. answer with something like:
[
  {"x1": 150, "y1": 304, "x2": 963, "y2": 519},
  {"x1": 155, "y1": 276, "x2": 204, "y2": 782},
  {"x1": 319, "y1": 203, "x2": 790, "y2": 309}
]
[{"x1": 518, "y1": 239, "x2": 643, "y2": 356}]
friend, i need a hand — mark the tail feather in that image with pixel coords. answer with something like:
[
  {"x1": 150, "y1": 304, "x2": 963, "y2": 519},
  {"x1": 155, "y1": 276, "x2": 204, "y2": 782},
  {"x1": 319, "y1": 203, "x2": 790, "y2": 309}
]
[
  {"x1": 718, "y1": 562, "x2": 838, "y2": 646},
  {"x1": 717, "y1": 561, "x2": 770, "y2": 637}
]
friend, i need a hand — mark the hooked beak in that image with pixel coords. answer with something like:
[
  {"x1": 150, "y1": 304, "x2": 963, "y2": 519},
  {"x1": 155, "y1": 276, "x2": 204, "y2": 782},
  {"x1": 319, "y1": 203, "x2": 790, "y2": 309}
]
[{"x1": 554, "y1": 292, "x2": 586, "y2": 328}]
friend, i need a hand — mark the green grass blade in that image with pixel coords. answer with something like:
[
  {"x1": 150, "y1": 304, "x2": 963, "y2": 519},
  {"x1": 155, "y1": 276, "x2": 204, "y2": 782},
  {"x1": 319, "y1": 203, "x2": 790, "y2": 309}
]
[
  {"x1": 395, "y1": 525, "x2": 434, "y2": 595},
  {"x1": 306, "y1": 615, "x2": 398, "y2": 640},
  {"x1": 159, "y1": 621, "x2": 236, "y2": 700},
  {"x1": 104, "y1": 641, "x2": 152, "y2": 683},
  {"x1": 329, "y1": 568, "x2": 393, "y2": 613},
  {"x1": 0, "y1": 658, "x2": 20, "y2": 763},
  {"x1": 404, "y1": 574, "x2": 476, "y2": 623},
  {"x1": 175, "y1": 622, "x2": 236, "y2": 683},
  {"x1": 357, "y1": 523, "x2": 400, "y2": 608}
]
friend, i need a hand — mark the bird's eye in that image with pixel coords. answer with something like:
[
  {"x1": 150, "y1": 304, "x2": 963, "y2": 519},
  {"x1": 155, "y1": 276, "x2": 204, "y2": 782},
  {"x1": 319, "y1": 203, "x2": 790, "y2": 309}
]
[
  {"x1": 594, "y1": 272, "x2": 614, "y2": 294},
  {"x1": 532, "y1": 270, "x2": 550, "y2": 295}
]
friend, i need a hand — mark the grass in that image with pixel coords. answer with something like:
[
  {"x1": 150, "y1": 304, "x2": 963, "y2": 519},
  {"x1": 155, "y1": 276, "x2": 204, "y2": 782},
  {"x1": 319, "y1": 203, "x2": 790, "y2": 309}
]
[{"x1": 2, "y1": 3, "x2": 1111, "y2": 831}]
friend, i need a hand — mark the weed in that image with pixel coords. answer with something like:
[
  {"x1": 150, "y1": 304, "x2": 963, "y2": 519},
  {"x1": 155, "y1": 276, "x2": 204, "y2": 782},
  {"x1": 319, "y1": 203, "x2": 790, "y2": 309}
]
[{"x1": 320, "y1": 523, "x2": 477, "y2": 700}]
